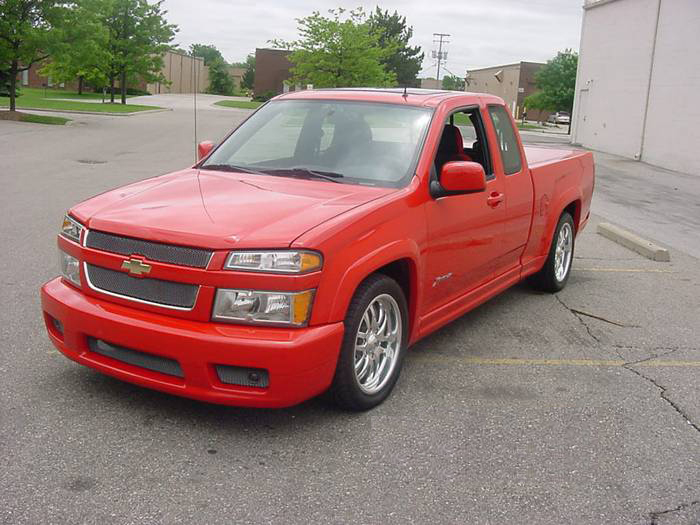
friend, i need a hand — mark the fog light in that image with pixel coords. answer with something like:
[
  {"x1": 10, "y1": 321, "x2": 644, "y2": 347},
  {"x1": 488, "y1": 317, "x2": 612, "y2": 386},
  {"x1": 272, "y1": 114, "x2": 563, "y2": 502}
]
[
  {"x1": 59, "y1": 250, "x2": 81, "y2": 287},
  {"x1": 52, "y1": 317, "x2": 64, "y2": 335}
]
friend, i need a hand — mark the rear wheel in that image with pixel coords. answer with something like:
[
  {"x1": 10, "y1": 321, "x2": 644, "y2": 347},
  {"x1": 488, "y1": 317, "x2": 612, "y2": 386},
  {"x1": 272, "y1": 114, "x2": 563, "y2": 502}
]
[
  {"x1": 531, "y1": 212, "x2": 575, "y2": 293},
  {"x1": 329, "y1": 274, "x2": 408, "y2": 411}
]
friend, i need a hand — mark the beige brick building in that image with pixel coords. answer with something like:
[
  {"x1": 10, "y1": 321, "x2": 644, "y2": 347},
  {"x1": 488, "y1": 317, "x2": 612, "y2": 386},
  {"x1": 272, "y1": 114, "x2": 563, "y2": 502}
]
[
  {"x1": 465, "y1": 62, "x2": 545, "y2": 120},
  {"x1": 147, "y1": 50, "x2": 208, "y2": 94}
]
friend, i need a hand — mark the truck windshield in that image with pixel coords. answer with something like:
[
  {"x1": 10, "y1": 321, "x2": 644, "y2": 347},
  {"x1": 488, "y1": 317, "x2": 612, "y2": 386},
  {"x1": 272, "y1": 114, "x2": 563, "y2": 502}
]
[{"x1": 201, "y1": 99, "x2": 433, "y2": 187}]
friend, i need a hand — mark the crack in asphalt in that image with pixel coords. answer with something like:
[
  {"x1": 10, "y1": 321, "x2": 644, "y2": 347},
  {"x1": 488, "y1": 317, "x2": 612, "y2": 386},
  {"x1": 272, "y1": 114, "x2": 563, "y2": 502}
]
[
  {"x1": 553, "y1": 296, "x2": 700, "y2": 435},
  {"x1": 554, "y1": 294, "x2": 602, "y2": 344},
  {"x1": 623, "y1": 355, "x2": 700, "y2": 435},
  {"x1": 570, "y1": 308, "x2": 639, "y2": 328},
  {"x1": 649, "y1": 500, "x2": 700, "y2": 525}
]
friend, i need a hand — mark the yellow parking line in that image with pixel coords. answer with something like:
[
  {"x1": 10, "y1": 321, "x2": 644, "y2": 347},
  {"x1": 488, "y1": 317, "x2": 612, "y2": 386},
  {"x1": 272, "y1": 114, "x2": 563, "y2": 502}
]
[
  {"x1": 636, "y1": 360, "x2": 700, "y2": 367},
  {"x1": 575, "y1": 268, "x2": 674, "y2": 273},
  {"x1": 411, "y1": 356, "x2": 700, "y2": 367}
]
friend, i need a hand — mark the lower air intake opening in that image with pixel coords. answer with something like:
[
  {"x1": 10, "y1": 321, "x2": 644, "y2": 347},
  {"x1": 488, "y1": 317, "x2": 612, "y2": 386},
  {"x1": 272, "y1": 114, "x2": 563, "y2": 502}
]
[
  {"x1": 87, "y1": 337, "x2": 184, "y2": 378},
  {"x1": 215, "y1": 365, "x2": 269, "y2": 389}
]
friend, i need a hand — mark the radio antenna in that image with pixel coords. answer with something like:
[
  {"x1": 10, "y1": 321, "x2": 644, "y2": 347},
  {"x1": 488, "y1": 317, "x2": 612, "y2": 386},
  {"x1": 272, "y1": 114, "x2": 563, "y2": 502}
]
[{"x1": 193, "y1": 55, "x2": 198, "y2": 162}]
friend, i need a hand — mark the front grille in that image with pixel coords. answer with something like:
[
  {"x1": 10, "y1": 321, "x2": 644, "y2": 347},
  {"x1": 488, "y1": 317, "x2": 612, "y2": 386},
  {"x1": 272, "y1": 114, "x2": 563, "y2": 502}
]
[
  {"x1": 88, "y1": 337, "x2": 184, "y2": 377},
  {"x1": 85, "y1": 263, "x2": 198, "y2": 309},
  {"x1": 86, "y1": 230, "x2": 212, "y2": 269},
  {"x1": 216, "y1": 365, "x2": 269, "y2": 388}
]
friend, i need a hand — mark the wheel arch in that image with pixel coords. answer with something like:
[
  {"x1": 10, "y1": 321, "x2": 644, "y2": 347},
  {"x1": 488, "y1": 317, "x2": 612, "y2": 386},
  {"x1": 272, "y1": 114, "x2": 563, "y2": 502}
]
[
  {"x1": 328, "y1": 242, "x2": 422, "y2": 344},
  {"x1": 562, "y1": 199, "x2": 582, "y2": 233}
]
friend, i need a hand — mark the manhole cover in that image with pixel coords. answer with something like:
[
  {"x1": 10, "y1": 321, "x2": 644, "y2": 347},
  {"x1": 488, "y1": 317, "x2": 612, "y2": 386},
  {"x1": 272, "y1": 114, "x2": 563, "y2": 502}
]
[{"x1": 76, "y1": 159, "x2": 107, "y2": 164}]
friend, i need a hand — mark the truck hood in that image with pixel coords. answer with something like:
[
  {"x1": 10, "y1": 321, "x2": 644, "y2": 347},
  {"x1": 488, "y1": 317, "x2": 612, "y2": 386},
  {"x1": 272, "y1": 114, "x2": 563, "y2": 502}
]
[{"x1": 71, "y1": 169, "x2": 394, "y2": 249}]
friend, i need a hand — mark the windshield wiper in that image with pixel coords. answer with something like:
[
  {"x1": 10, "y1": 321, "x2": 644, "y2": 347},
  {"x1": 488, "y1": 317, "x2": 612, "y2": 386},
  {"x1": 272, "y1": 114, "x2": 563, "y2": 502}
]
[
  {"x1": 270, "y1": 168, "x2": 344, "y2": 183},
  {"x1": 200, "y1": 164, "x2": 268, "y2": 176}
]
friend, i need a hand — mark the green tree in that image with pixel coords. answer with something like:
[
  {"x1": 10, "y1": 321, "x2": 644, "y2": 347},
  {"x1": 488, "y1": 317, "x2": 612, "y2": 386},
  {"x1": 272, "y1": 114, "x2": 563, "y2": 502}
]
[
  {"x1": 368, "y1": 7, "x2": 423, "y2": 87},
  {"x1": 102, "y1": 0, "x2": 177, "y2": 103},
  {"x1": 272, "y1": 8, "x2": 395, "y2": 89},
  {"x1": 0, "y1": 0, "x2": 67, "y2": 111},
  {"x1": 442, "y1": 74, "x2": 464, "y2": 91},
  {"x1": 207, "y1": 59, "x2": 234, "y2": 95},
  {"x1": 241, "y1": 53, "x2": 254, "y2": 90},
  {"x1": 523, "y1": 91, "x2": 554, "y2": 123},
  {"x1": 534, "y1": 50, "x2": 578, "y2": 110},
  {"x1": 40, "y1": 0, "x2": 110, "y2": 94},
  {"x1": 190, "y1": 43, "x2": 224, "y2": 66}
]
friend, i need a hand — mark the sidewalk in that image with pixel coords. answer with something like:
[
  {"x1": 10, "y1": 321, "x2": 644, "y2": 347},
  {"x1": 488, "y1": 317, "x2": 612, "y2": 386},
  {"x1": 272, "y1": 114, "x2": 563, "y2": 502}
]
[{"x1": 591, "y1": 150, "x2": 700, "y2": 259}]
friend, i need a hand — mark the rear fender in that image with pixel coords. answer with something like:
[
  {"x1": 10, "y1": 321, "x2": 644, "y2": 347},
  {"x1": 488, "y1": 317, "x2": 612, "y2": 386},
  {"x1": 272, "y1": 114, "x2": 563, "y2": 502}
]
[{"x1": 544, "y1": 188, "x2": 582, "y2": 253}]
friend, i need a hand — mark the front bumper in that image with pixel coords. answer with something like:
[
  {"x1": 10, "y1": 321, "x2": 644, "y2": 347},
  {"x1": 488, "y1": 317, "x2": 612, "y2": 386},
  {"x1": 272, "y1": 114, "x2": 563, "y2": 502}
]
[{"x1": 41, "y1": 277, "x2": 344, "y2": 408}]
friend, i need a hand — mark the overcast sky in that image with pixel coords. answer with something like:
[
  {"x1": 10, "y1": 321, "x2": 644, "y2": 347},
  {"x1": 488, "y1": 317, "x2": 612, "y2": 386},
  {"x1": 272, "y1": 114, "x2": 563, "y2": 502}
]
[{"x1": 161, "y1": 0, "x2": 583, "y2": 76}]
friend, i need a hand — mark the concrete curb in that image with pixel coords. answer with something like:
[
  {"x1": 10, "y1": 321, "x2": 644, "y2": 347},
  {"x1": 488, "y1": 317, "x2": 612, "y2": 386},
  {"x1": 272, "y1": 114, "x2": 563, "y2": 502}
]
[
  {"x1": 597, "y1": 222, "x2": 671, "y2": 262},
  {"x1": 7, "y1": 107, "x2": 171, "y2": 117}
]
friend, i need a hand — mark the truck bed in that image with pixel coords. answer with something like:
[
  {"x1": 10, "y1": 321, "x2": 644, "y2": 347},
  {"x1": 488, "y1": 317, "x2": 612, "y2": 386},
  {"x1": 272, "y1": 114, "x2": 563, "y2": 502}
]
[{"x1": 524, "y1": 145, "x2": 586, "y2": 168}]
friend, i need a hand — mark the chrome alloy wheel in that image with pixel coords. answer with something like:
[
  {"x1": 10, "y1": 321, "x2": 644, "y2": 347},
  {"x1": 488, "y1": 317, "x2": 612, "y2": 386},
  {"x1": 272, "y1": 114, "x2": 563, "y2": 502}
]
[
  {"x1": 554, "y1": 222, "x2": 573, "y2": 282},
  {"x1": 353, "y1": 294, "x2": 402, "y2": 395}
]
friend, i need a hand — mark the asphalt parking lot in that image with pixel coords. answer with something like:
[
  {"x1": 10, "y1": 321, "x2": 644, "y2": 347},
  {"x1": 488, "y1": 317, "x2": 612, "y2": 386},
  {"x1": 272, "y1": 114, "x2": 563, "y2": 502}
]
[{"x1": 1, "y1": 96, "x2": 698, "y2": 524}]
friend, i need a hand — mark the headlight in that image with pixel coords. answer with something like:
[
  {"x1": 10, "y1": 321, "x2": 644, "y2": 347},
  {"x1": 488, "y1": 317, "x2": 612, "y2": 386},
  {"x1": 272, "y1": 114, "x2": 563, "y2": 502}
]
[
  {"x1": 212, "y1": 289, "x2": 315, "y2": 326},
  {"x1": 60, "y1": 215, "x2": 84, "y2": 243},
  {"x1": 224, "y1": 250, "x2": 322, "y2": 274},
  {"x1": 59, "y1": 250, "x2": 81, "y2": 287}
]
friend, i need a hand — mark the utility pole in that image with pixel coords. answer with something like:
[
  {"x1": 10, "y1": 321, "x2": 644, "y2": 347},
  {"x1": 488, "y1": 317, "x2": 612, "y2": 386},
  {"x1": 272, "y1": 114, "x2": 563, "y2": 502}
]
[{"x1": 432, "y1": 33, "x2": 450, "y2": 86}]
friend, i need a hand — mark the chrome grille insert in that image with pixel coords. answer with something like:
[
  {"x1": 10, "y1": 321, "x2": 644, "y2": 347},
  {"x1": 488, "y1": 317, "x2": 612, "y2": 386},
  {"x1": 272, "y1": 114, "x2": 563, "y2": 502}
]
[
  {"x1": 85, "y1": 263, "x2": 198, "y2": 309},
  {"x1": 88, "y1": 337, "x2": 184, "y2": 378},
  {"x1": 85, "y1": 230, "x2": 212, "y2": 268}
]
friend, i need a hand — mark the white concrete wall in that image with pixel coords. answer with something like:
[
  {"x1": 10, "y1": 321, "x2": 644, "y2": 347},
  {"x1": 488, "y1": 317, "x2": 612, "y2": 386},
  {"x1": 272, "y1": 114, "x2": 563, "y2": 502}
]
[
  {"x1": 641, "y1": 0, "x2": 700, "y2": 174},
  {"x1": 572, "y1": 0, "x2": 659, "y2": 159},
  {"x1": 572, "y1": 0, "x2": 700, "y2": 174}
]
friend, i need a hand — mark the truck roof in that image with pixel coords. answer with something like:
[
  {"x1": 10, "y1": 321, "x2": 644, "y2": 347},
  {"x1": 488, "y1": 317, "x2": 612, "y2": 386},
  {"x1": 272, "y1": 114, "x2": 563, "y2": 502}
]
[{"x1": 276, "y1": 88, "x2": 504, "y2": 108}]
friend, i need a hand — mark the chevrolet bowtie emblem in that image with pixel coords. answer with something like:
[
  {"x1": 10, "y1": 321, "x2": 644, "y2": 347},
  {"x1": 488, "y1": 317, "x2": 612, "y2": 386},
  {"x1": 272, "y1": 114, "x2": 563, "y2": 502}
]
[{"x1": 121, "y1": 258, "x2": 152, "y2": 276}]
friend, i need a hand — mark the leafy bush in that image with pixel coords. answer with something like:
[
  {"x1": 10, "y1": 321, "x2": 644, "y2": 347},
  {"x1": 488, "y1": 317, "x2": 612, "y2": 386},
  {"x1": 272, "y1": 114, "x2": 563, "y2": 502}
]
[
  {"x1": 207, "y1": 59, "x2": 234, "y2": 96},
  {"x1": 126, "y1": 87, "x2": 151, "y2": 96},
  {"x1": 253, "y1": 90, "x2": 276, "y2": 102}
]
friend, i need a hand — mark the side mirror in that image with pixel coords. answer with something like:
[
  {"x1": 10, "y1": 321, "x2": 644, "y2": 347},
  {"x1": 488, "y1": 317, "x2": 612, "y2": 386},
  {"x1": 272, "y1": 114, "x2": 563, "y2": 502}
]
[
  {"x1": 197, "y1": 141, "x2": 214, "y2": 161},
  {"x1": 436, "y1": 161, "x2": 487, "y2": 195}
]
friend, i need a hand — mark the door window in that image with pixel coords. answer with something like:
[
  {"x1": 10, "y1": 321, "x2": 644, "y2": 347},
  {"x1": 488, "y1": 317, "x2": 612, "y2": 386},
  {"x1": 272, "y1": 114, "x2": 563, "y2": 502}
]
[{"x1": 488, "y1": 105, "x2": 522, "y2": 175}]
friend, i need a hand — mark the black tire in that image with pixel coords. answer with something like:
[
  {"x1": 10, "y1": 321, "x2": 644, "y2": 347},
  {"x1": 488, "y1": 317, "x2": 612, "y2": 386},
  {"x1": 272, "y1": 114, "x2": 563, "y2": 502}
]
[
  {"x1": 329, "y1": 273, "x2": 409, "y2": 411},
  {"x1": 530, "y1": 212, "x2": 575, "y2": 293}
]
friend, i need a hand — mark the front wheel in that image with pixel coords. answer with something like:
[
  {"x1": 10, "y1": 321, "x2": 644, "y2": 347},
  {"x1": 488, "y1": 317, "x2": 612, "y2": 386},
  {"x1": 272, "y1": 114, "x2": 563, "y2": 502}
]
[
  {"x1": 329, "y1": 274, "x2": 408, "y2": 411},
  {"x1": 531, "y1": 212, "x2": 575, "y2": 293}
]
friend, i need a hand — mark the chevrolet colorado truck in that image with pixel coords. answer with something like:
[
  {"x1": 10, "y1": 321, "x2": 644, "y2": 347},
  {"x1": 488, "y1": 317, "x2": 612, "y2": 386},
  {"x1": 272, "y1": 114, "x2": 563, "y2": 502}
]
[{"x1": 41, "y1": 89, "x2": 594, "y2": 411}]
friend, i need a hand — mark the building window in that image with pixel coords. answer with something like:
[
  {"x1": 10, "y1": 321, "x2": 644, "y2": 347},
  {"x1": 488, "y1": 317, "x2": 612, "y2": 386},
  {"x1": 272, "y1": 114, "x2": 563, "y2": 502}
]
[{"x1": 21, "y1": 70, "x2": 29, "y2": 86}]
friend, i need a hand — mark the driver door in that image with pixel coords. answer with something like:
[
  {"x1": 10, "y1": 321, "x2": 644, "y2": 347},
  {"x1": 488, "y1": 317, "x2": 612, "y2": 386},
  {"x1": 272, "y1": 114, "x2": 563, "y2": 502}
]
[{"x1": 423, "y1": 107, "x2": 506, "y2": 313}]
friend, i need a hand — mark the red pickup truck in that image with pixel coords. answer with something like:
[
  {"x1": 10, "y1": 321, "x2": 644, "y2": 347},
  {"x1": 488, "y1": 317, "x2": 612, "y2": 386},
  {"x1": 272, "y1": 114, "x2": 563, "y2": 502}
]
[{"x1": 41, "y1": 89, "x2": 594, "y2": 410}]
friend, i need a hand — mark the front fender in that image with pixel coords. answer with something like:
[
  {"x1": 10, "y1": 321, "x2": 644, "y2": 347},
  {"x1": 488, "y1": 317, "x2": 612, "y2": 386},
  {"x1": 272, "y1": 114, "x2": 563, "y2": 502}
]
[{"x1": 326, "y1": 239, "x2": 422, "y2": 340}]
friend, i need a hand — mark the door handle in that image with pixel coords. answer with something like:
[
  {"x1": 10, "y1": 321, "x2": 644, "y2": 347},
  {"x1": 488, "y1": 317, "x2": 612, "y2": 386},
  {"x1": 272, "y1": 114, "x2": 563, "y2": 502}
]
[{"x1": 487, "y1": 192, "x2": 504, "y2": 208}]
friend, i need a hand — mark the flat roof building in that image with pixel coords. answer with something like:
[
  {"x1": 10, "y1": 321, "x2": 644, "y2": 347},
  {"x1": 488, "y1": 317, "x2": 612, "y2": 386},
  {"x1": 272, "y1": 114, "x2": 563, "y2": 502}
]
[
  {"x1": 571, "y1": 0, "x2": 700, "y2": 174},
  {"x1": 254, "y1": 48, "x2": 293, "y2": 98},
  {"x1": 465, "y1": 61, "x2": 545, "y2": 120}
]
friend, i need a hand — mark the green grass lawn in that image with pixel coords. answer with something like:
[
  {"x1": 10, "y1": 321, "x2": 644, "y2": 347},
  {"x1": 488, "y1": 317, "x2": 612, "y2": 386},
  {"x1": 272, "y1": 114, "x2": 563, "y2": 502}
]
[
  {"x1": 19, "y1": 87, "x2": 136, "y2": 100},
  {"x1": 517, "y1": 122, "x2": 548, "y2": 131},
  {"x1": 214, "y1": 100, "x2": 262, "y2": 110},
  {"x1": 0, "y1": 110, "x2": 71, "y2": 125},
  {"x1": 19, "y1": 113, "x2": 71, "y2": 125},
  {"x1": 0, "y1": 87, "x2": 160, "y2": 113}
]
